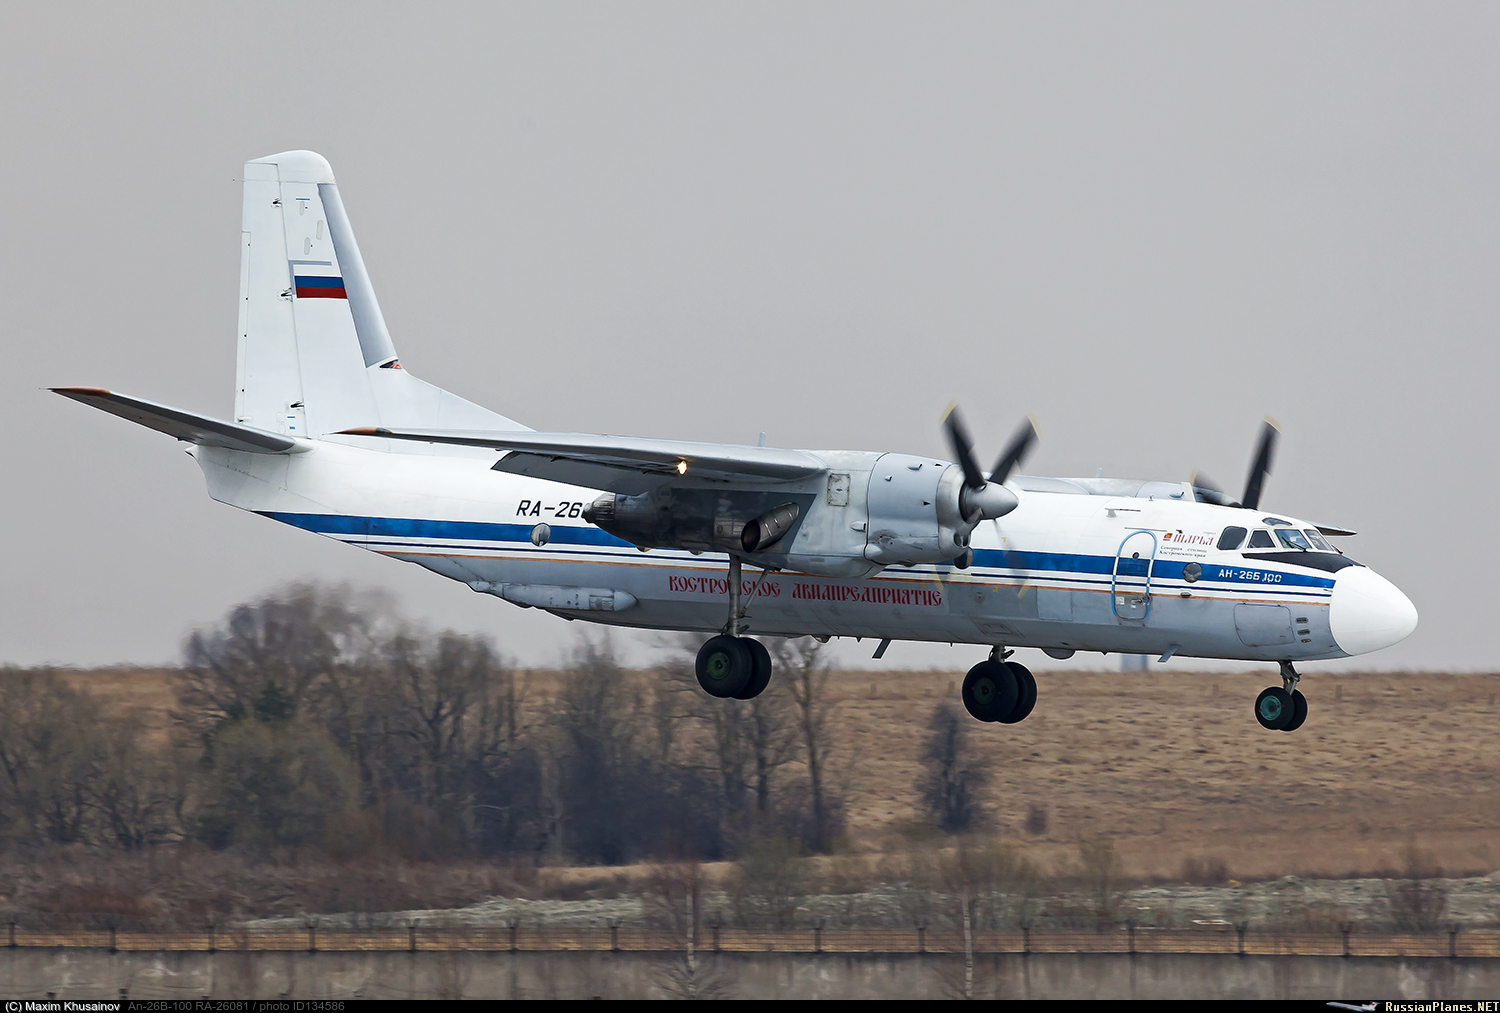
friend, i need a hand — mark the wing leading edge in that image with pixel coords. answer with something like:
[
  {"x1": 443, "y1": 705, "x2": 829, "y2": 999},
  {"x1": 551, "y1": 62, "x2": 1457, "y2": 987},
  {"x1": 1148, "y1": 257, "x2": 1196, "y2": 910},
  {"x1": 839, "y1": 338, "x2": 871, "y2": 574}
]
[{"x1": 339, "y1": 427, "x2": 826, "y2": 493}]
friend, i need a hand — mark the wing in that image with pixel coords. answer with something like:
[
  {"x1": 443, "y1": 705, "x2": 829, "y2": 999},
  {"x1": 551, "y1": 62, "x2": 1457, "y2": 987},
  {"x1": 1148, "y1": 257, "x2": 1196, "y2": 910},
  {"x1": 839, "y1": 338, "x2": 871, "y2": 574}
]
[
  {"x1": 53, "y1": 387, "x2": 303, "y2": 454},
  {"x1": 338, "y1": 427, "x2": 825, "y2": 493}
]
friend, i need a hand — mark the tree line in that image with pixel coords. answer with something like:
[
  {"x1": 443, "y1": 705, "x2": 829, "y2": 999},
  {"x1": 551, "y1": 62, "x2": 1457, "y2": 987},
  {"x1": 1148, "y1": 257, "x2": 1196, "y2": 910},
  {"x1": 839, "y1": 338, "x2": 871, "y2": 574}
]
[{"x1": 0, "y1": 583, "x2": 988, "y2": 864}]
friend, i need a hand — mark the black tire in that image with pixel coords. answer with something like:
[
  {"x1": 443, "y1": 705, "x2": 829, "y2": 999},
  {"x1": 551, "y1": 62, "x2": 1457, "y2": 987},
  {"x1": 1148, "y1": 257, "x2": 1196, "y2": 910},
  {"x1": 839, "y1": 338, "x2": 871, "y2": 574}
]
[
  {"x1": 997, "y1": 662, "x2": 1037, "y2": 724},
  {"x1": 735, "y1": 638, "x2": 773, "y2": 700},
  {"x1": 696, "y1": 636, "x2": 753, "y2": 698},
  {"x1": 961, "y1": 660, "x2": 1019, "y2": 722},
  {"x1": 1254, "y1": 686, "x2": 1294, "y2": 730},
  {"x1": 1283, "y1": 689, "x2": 1308, "y2": 732}
]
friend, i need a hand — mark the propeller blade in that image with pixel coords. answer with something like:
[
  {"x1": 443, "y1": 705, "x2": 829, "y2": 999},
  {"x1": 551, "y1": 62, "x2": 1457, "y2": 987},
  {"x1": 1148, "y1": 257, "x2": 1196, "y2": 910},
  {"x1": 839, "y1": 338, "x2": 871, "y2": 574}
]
[
  {"x1": 1240, "y1": 418, "x2": 1280, "y2": 512},
  {"x1": 1189, "y1": 469, "x2": 1222, "y2": 495},
  {"x1": 942, "y1": 404, "x2": 988, "y2": 490},
  {"x1": 1188, "y1": 469, "x2": 1241, "y2": 506},
  {"x1": 989, "y1": 416, "x2": 1039, "y2": 485}
]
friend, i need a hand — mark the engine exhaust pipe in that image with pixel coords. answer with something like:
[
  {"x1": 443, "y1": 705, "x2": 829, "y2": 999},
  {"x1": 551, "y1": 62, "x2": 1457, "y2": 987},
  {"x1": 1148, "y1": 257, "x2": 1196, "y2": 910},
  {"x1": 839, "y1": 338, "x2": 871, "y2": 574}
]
[
  {"x1": 582, "y1": 493, "x2": 616, "y2": 525},
  {"x1": 741, "y1": 503, "x2": 800, "y2": 552}
]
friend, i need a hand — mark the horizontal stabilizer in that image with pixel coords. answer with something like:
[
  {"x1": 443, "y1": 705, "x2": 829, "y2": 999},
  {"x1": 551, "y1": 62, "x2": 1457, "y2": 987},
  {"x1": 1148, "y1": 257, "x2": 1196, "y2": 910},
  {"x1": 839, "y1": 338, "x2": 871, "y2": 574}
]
[
  {"x1": 339, "y1": 427, "x2": 825, "y2": 492},
  {"x1": 53, "y1": 388, "x2": 302, "y2": 454}
]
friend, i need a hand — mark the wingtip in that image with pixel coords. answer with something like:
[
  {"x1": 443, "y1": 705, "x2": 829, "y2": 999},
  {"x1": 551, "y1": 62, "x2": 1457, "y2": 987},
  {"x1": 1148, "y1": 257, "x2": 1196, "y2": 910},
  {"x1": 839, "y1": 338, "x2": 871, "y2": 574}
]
[
  {"x1": 51, "y1": 386, "x2": 112, "y2": 397},
  {"x1": 336, "y1": 426, "x2": 391, "y2": 436}
]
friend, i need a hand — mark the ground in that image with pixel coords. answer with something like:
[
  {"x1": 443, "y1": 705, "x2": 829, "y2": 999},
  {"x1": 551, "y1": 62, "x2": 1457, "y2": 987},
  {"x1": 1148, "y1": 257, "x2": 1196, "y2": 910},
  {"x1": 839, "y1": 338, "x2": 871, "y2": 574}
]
[
  {"x1": 50, "y1": 662, "x2": 1500, "y2": 883},
  {"x1": 818, "y1": 664, "x2": 1500, "y2": 880}
]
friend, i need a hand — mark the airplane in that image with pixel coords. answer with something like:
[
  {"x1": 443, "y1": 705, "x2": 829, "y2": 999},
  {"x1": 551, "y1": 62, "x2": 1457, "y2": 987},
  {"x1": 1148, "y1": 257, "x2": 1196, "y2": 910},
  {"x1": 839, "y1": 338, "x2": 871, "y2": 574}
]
[{"x1": 54, "y1": 150, "x2": 1418, "y2": 734}]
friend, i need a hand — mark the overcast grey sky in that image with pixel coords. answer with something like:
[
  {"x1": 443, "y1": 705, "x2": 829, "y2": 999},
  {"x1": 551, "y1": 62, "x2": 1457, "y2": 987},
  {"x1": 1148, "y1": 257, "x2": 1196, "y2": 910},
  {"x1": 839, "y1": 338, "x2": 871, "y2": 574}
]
[{"x1": 3, "y1": 3, "x2": 1495, "y2": 672}]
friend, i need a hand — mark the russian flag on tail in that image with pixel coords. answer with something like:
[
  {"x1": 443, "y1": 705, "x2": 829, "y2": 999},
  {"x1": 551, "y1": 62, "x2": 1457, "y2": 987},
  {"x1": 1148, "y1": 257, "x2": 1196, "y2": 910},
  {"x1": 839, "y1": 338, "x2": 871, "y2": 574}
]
[{"x1": 294, "y1": 274, "x2": 347, "y2": 299}]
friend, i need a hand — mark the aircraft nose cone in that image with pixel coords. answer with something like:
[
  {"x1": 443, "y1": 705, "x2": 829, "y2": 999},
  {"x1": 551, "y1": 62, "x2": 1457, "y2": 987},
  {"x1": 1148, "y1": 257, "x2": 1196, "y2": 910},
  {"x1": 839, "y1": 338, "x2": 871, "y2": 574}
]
[{"x1": 1329, "y1": 566, "x2": 1418, "y2": 656}]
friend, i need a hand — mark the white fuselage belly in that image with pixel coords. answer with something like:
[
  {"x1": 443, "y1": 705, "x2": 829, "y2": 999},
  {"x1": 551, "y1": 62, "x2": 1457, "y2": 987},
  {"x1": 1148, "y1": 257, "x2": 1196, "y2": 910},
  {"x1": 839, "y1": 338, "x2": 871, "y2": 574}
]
[{"x1": 195, "y1": 441, "x2": 1345, "y2": 663}]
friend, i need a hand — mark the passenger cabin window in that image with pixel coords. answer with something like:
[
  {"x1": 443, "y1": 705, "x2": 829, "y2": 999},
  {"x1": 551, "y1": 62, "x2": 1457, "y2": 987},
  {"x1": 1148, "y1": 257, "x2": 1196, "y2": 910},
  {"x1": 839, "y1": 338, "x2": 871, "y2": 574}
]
[
  {"x1": 1304, "y1": 529, "x2": 1335, "y2": 552},
  {"x1": 1217, "y1": 526, "x2": 1247, "y2": 550},
  {"x1": 1276, "y1": 529, "x2": 1313, "y2": 550},
  {"x1": 1247, "y1": 529, "x2": 1275, "y2": 549}
]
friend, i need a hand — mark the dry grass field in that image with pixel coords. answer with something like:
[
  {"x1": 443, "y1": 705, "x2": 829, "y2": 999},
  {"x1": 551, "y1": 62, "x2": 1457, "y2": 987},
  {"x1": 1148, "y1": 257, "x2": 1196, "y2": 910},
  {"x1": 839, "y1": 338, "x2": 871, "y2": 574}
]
[
  {"x1": 50, "y1": 663, "x2": 1500, "y2": 884},
  {"x1": 815, "y1": 665, "x2": 1500, "y2": 882}
]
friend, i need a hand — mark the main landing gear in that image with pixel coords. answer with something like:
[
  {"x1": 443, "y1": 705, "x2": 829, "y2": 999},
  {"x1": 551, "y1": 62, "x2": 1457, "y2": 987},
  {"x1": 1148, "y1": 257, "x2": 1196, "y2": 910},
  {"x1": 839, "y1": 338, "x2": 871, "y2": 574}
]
[
  {"x1": 695, "y1": 635, "x2": 772, "y2": 700},
  {"x1": 1254, "y1": 661, "x2": 1308, "y2": 732},
  {"x1": 961, "y1": 647, "x2": 1038, "y2": 724},
  {"x1": 694, "y1": 556, "x2": 775, "y2": 700}
]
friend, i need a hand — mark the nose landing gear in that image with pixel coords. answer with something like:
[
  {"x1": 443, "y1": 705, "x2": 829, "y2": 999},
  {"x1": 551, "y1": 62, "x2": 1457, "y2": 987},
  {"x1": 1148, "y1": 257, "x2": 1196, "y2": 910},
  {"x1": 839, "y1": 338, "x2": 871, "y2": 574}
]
[
  {"x1": 1254, "y1": 661, "x2": 1308, "y2": 731},
  {"x1": 960, "y1": 647, "x2": 1038, "y2": 724}
]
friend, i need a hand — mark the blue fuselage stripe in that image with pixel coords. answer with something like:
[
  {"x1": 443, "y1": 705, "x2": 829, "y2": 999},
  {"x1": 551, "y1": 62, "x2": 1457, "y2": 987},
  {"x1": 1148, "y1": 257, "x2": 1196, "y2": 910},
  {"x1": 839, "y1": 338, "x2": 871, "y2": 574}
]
[
  {"x1": 259, "y1": 511, "x2": 1336, "y2": 593},
  {"x1": 261, "y1": 511, "x2": 631, "y2": 547}
]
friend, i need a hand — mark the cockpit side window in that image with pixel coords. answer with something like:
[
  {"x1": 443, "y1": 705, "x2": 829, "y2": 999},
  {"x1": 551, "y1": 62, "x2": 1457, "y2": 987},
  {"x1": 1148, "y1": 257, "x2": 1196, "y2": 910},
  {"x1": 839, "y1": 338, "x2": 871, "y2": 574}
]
[
  {"x1": 1304, "y1": 529, "x2": 1335, "y2": 552},
  {"x1": 1276, "y1": 528, "x2": 1313, "y2": 550},
  {"x1": 1217, "y1": 526, "x2": 1247, "y2": 550},
  {"x1": 1246, "y1": 529, "x2": 1275, "y2": 548}
]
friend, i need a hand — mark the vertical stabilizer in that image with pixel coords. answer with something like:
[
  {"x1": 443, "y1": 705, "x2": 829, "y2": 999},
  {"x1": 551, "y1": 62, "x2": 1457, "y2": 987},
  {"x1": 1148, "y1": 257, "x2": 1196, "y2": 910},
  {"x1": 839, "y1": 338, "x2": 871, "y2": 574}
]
[{"x1": 235, "y1": 150, "x2": 526, "y2": 440}]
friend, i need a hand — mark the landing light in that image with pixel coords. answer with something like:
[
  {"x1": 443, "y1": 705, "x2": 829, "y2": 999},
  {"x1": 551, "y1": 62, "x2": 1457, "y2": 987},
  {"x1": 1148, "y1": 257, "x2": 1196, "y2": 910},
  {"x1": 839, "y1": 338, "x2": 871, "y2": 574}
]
[{"x1": 676, "y1": 460, "x2": 688, "y2": 475}]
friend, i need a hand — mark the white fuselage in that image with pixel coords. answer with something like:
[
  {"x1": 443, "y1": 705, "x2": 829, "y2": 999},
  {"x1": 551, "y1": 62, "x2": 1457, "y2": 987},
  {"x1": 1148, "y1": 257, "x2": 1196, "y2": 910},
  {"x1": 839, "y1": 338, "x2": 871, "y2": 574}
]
[{"x1": 193, "y1": 438, "x2": 1416, "y2": 664}]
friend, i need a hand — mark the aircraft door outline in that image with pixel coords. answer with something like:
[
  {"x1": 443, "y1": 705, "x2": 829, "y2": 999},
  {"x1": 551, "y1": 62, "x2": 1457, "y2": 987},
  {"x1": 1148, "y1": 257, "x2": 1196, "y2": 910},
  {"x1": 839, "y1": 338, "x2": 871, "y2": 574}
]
[{"x1": 1111, "y1": 529, "x2": 1158, "y2": 621}]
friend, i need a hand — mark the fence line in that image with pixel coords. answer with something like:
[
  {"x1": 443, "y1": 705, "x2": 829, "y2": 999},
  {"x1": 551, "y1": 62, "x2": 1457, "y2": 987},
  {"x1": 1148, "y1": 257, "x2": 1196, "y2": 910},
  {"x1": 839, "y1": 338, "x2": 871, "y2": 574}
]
[{"x1": 3, "y1": 924, "x2": 1496, "y2": 958}]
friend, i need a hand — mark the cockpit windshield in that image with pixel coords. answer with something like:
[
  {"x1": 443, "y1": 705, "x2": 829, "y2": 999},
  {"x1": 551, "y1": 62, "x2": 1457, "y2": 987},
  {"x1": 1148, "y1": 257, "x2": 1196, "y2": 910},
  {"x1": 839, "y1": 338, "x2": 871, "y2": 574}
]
[
  {"x1": 1304, "y1": 529, "x2": 1335, "y2": 552},
  {"x1": 1246, "y1": 529, "x2": 1274, "y2": 549},
  {"x1": 1275, "y1": 528, "x2": 1313, "y2": 550},
  {"x1": 1217, "y1": 526, "x2": 1247, "y2": 550}
]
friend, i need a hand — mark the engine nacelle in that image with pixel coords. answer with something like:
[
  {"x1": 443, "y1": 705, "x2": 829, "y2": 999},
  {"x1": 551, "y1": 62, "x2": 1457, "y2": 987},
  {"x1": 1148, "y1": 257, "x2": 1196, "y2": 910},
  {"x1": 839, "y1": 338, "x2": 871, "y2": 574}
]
[
  {"x1": 582, "y1": 488, "x2": 816, "y2": 556},
  {"x1": 863, "y1": 454, "x2": 982, "y2": 566},
  {"x1": 578, "y1": 451, "x2": 1018, "y2": 575}
]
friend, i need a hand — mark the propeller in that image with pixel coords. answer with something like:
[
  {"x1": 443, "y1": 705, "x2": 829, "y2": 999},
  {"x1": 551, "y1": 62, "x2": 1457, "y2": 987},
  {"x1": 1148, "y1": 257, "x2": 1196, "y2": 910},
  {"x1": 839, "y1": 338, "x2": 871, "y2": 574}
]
[
  {"x1": 942, "y1": 405, "x2": 1038, "y2": 521},
  {"x1": 1188, "y1": 469, "x2": 1238, "y2": 507},
  {"x1": 1240, "y1": 418, "x2": 1279, "y2": 511},
  {"x1": 1188, "y1": 418, "x2": 1280, "y2": 509}
]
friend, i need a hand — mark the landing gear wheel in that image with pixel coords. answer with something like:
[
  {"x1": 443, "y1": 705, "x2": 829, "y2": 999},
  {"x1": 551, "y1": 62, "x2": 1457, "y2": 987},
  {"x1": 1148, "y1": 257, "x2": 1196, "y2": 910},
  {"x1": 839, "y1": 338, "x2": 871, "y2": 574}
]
[
  {"x1": 1283, "y1": 689, "x2": 1308, "y2": 732},
  {"x1": 1254, "y1": 686, "x2": 1295, "y2": 730},
  {"x1": 734, "y1": 638, "x2": 773, "y2": 700},
  {"x1": 997, "y1": 662, "x2": 1037, "y2": 724},
  {"x1": 961, "y1": 660, "x2": 1019, "y2": 722},
  {"x1": 696, "y1": 636, "x2": 753, "y2": 698}
]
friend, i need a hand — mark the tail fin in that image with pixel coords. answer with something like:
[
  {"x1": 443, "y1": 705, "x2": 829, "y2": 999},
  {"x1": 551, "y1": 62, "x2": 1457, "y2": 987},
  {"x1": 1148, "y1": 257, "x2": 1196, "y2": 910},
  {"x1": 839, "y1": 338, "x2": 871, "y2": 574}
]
[{"x1": 236, "y1": 150, "x2": 527, "y2": 439}]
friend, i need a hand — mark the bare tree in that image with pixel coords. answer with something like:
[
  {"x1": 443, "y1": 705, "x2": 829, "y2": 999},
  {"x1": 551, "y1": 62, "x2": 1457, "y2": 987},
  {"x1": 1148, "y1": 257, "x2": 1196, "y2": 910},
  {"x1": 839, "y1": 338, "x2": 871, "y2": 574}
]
[
  {"x1": 730, "y1": 834, "x2": 805, "y2": 929},
  {"x1": 1077, "y1": 836, "x2": 1125, "y2": 925},
  {"x1": 385, "y1": 631, "x2": 515, "y2": 810},
  {"x1": 661, "y1": 636, "x2": 797, "y2": 824},
  {"x1": 742, "y1": 652, "x2": 799, "y2": 816},
  {"x1": 651, "y1": 859, "x2": 732, "y2": 1002},
  {"x1": 773, "y1": 638, "x2": 835, "y2": 852},
  {"x1": 552, "y1": 635, "x2": 657, "y2": 863},
  {"x1": 918, "y1": 702, "x2": 989, "y2": 833},
  {"x1": 194, "y1": 715, "x2": 361, "y2": 852},
  {"x1": 0, "y1": 670, "x2": 191, "y2": 850},
  {"x1": 0, "y1": 670, "x2": 101, "y2": 844},
  {"x1": 1386, "y1": 844, "x2": 1450, "y2": 932},
  {"x1": 83, "y1": 714, "x2": 190, "y2": 849},
  {"x1": 175, "y1": 582, "x2": 392, "y2": 738}
]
